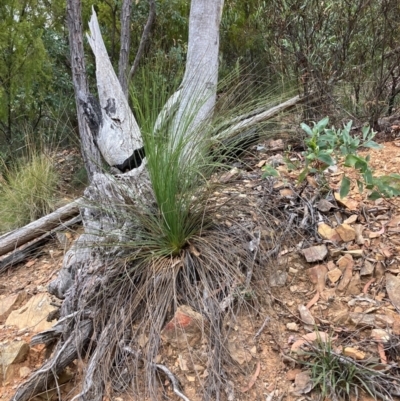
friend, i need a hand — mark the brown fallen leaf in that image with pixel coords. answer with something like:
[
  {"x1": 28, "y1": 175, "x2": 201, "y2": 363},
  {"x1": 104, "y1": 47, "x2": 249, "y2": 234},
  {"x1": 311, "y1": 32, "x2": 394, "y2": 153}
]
[
  {"x1": 240, "y1": 361, "x2": 261, "y2": 393},
  {"x1": 377, "y1": 343, "x2": 387, "y2": 364},
  {"x1": 25, "y1": 260, "x2": 36, "y2": 268},
  {"x1": 363, "y1": 278, "x2": 376, "y2": 294},
  {"x1": 291, "y1": 332, "x2": 331, "y2": 353},
  {"x1": 306, "y1": 292, "x2": 320, "y2": 309}
]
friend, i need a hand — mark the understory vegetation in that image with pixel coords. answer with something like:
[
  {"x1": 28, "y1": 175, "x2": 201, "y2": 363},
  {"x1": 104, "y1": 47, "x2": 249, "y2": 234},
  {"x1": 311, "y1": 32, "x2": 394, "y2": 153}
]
[{"x1": 3, "y1": 1, "x2": 400, "y2": 401}]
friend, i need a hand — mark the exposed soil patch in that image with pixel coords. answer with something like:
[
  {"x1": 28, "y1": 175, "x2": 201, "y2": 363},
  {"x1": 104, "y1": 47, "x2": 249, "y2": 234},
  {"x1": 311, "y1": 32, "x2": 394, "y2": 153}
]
[{"x1": 1, "y1": 139, "x2": 400, "y2": 400}]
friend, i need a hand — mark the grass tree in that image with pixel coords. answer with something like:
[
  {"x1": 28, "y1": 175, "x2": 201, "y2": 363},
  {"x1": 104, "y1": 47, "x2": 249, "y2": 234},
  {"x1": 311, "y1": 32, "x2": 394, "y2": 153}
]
[{"x1": 11, "y1": 1, "x2": 308, "y2": 401}]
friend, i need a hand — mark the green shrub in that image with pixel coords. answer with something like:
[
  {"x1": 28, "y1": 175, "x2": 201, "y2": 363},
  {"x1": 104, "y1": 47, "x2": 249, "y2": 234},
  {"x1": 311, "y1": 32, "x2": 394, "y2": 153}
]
[{"x1": 0, "y1": 153, "x2": 59, "y2": 233}]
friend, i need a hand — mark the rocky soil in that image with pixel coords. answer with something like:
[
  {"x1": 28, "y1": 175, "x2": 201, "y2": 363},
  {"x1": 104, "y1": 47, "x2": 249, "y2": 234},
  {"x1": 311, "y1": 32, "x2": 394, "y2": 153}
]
[{"x1": 1, "y1": 137, "x2": 400, "y2": 400}]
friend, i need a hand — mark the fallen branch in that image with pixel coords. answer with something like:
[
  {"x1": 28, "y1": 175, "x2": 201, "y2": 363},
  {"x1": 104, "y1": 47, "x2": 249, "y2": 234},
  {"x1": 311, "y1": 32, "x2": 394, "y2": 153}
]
[
  {"x1": 0, "y1": 215, "x2": 81, "y2": 273},
  {"x1": 0, "y1": 199, "x2": 81, "y2": 258},
  {"x1": 213, "y1": 94, "x2": 312, "y2": 141}
]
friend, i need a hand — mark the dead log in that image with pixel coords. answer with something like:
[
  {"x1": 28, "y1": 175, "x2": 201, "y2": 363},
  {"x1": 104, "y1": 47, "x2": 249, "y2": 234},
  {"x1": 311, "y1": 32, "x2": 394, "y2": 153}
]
[
  {"x1": 0, "y1": 215, "x2": 82, "y2": 273},
  {"x1": 0, "y1": 199, "x2": 81, "y2": 257}
]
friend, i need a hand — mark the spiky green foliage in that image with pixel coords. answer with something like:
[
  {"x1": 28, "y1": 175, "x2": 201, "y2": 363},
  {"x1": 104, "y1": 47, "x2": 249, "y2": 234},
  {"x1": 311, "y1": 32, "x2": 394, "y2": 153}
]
[
  {"x1": 130, "y1": 65, "x2": 219, "y2": 256},
  {"x1": 0, "y1": 152, "x2": 59, "y2": 233},
  {"x1": 297, "y1": 336, "x2": 399, "y2": 400}
]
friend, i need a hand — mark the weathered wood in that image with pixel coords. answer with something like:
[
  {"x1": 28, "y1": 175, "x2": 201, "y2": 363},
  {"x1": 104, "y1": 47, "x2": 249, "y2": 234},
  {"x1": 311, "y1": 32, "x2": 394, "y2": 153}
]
[
  {"x1": 0, "y1": 215, "x2": 82, "y2": 273},
  {"x1": 10, "y1": 320, "x2": 92, "y2": 401},
  {"x1": 67, "y1": 0, "x2": 102, "y2": 179},
  {"x1": 213, "y1": 94, "x2": 310, "y2": 141},
  {"x1": 87, "y1": 10, "x2": 143, "y2": 169},
  {"x1": 49, "y1": 168, "x2": 153, "y2": 300},
  {"x1": 0, "y1": 200, "x2": 81, "y2": 257}
]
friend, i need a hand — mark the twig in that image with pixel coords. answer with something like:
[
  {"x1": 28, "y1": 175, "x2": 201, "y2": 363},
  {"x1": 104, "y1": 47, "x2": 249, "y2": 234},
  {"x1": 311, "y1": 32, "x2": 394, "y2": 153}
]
[
  {"x1": 266, "y1": 213, "x2": 296, "y2": 257},
  {"x1": 245, "y1": 230, "x2": 260, "y2": 288},
  {"x1": 254, "y1": 316, "x2": 270, "y2": 340},
  {"x1": 156, "y1": 364, "x2": 192, "y2": 401},
  {"x1": 123, "y1": 345, "x2": 192, "y2": 401}
]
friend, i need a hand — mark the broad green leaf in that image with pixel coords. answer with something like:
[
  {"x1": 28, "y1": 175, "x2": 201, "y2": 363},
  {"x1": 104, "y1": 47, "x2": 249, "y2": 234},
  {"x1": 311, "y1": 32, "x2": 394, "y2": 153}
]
[
  {"x1": 363, "y1": 140, "x2": 382, "y2": 149},
  {"x1": 317, "y1": 152, "x2": 334, "y2": 166},
  {"x1": 364, "y1": 169, "x2": 373, "y2": 186},
  {"x1": 261, "y1": 164, "x2": 279, "y2": 178},
  {"x1": 300, "y1": 122, "x2": 313, "y2": 136},
  {"x1": 340, "y1": 176, "x2": 351, "y2": 198},
  {"x1": 316, "y1": 116, "x2": 329, "y2": 131},
  {"x1": 362, "y1": 126, "x2": 370, "y2": 141},
  {"x1": 368, "y1": 191, "x2": 382, "y2": 200}
]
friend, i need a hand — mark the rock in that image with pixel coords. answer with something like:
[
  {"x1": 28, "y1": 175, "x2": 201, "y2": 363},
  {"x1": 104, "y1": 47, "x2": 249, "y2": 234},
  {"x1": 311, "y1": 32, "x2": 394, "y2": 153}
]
[
  {"x1": 286, "y1": 322, "x2": 299, "y2": 331},
  {"x1": 353, "y1": 224, "x2": 365, "y2": 245},
  {"x1": 346, "y1": 273, "x2": 361, "y2": 295},
  {"x1": 227, "y1": 341, "x2": 252, "y2": 365},
  {"x1": 286, "y1": 368, "x2": 302, "y2": 381},
  {"x1": 0, "y1": 340, "x2": 30, "y2": 381},
  {"x1": 269, "y1": 270, "x2": 287, "y2": 287},
  {"x1": 337, "y1": 254, "x2": 354, "y2": 272},
  {"x1": 280, "y1": 188, "x2": 294, "y2": 197},
  {"x1": 336, "y1": 224, "x2": 356, "y2": 242},
  {"x1": 0, "y1": 293, "x2": 26, "y2": 322},
  {"x1": 268, "y1": 139, "x2": 284, "y2": 151},
  {"x1": 292, "y1": 371, "x2": 312, "y2": 395},
  {"x1": 349, "y1": 313, "x2": 375, "y2": 327},
  {"x1": 331, "y1": 310, "x2": 350, "y2": 325},
  {"x1": 360, "y1": 260, "x2": 375, "y2": 276},
  {"x1": 318, "y1": 223, "x2": 340, "y2": 241},
  {"x1": 302, "y1": 245, "x2": 328, "y2": 263},
  {"x1": 316, "y1": 199, "x2": 336, "y2": 212},
  {"x1": 19, "y1": 366, "x2": 31, "y2": 378},
  {"x1": 337, "y1": 258, "x2": 354, "y2": 292},
  {"x1": 343, "y1": 347, "x2": 366, "y2": 360},
  {"x1": 307, "y1": 264, "x2": 327, "y2": 292},
  {"x1": 344, "y1": 215, "x2": 358, "y2": 224},
  {"x1": 5, "y1": 294, "x2": 58, "y2": 333},
  {"x1": 334, "y1": 193, "x2": 358, "y2": 210},
  {"x1": 385, "y1": 274, "x2": 400, "y2": 311},
  {"x1": 375, "y1": 314, "x2": 394, "y2": 328},
  {"x1": 161, "y1": 305, "x2": 204, "y2": 349},
  {"x1": 298, "y1": 305, "x2": 315, "y2": 325},
  {"x1": 327, "y1": 261, "x2": 336, "y2": 271},
  {"x1": 327, "y1": 268, "x2": 342, "y2": 284},
  {"x1": 371, "y1": 329, "x2": 390, "y2": 343}
]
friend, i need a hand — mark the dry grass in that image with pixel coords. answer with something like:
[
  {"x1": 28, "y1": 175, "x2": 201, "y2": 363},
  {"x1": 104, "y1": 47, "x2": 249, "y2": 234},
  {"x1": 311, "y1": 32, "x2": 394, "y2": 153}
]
[{"x1": 0, "y1": 152, "x2": 59, "y2": 233}]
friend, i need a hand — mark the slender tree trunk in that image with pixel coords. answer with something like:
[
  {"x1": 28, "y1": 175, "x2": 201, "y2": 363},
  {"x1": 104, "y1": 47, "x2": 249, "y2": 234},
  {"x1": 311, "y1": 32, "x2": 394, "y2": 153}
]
[
  {"x1": 118, "y1": 0, "x2": 133, "y2": 97},
  {"x1": 127, "y1": 0, "x2": 156, "y2": 87},
  {"x1": 172, "y1": 0, "x2": 224, "y2": 155},
  {"x1": 67, "y1": 0, "x2": 102, "y2": 180}
]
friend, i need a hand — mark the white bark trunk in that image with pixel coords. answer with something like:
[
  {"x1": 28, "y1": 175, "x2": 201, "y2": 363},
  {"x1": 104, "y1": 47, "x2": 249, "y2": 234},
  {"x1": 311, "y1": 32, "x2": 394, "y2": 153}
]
[{"x1": 171, "y1": 0, "x2": 224, "y2": 153}]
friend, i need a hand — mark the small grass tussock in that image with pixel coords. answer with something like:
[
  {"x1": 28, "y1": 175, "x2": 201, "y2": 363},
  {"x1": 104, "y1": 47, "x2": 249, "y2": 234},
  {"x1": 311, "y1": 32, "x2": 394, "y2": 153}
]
[
  {"x1": 296, "y1": 334, "x2": 399, "y2": 400},
  {"x1": 0, "y1": 152, "x2": 59, "y2": 233}
]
